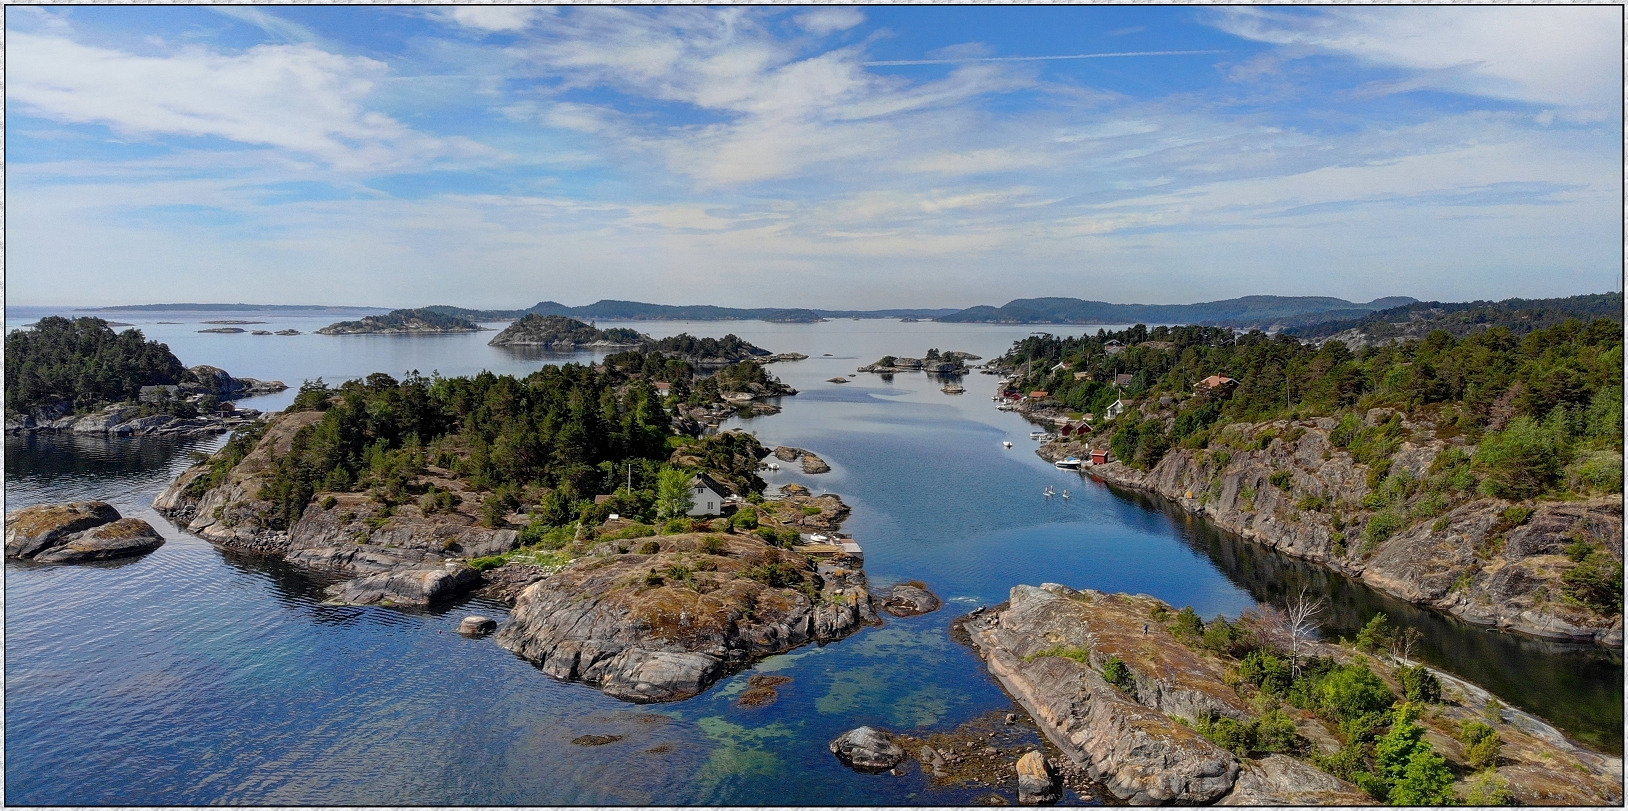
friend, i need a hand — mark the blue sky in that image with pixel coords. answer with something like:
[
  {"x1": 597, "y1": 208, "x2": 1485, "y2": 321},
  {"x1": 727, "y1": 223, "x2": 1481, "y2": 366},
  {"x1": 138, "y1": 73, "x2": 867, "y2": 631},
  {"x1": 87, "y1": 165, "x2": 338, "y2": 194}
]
[{"x1": 7, "y1": 5, "x2": 1622, "y2": 309}]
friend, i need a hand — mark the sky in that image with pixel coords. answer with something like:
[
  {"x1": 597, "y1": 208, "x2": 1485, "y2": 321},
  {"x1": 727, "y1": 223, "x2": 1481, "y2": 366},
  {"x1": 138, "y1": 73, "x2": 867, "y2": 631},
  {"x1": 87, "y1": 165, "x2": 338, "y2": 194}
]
[{"x1": 6, "y1": 5, "x2": 1623, "y2": 309}]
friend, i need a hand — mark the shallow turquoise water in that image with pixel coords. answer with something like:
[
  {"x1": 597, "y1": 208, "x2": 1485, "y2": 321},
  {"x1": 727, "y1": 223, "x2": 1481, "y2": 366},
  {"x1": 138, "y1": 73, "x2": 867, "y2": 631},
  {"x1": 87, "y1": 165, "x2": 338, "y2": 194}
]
[{"x1": 5, "y1": 309, "x2": 1621, "y2": 804}]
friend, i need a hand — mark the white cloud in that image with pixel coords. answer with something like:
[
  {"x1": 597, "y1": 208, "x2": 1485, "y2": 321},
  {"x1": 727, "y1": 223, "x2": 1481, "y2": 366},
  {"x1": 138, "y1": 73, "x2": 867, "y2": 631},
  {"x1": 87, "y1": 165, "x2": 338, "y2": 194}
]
[
  {"x1": 442, "y1": 6, "x2": 541, "y2": 33},
  {"x1": 795, "y1": 8, "x2": 866, "y2": 36},
  {"x1": 1214, "y1": 6, "x2": 1622, "y2": 118},
  {"x1": 8, "y1": 33, "x2": 477, "y2": 171}
]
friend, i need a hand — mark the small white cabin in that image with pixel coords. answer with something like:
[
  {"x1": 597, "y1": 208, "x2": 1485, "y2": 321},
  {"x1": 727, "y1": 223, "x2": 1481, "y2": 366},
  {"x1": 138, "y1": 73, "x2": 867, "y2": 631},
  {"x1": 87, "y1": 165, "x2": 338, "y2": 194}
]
[
  {"x1": 687, "y1": 474, "x2": 731, "y2": 517},
  {"x1": 1105, "y1": 398, "x2": 1128, "y2": 420}
]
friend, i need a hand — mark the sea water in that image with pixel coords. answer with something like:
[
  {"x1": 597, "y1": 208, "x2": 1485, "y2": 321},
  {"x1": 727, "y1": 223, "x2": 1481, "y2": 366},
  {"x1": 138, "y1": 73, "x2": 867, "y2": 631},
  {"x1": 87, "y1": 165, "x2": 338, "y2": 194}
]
[{"x1": 5, "y1": 309, "x2": 1621, "y2": 804}]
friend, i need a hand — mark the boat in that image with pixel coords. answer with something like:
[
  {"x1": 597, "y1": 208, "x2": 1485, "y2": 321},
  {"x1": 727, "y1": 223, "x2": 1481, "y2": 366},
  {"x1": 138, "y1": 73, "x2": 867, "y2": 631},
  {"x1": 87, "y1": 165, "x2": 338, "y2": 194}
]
[
  {"x1": 1062, "y1": 489, "x2": 1071, "y2": 499},
  {"x1": 1044, "y1": 486, "x2": 1056, "y2": 497},
  {"x1": 1029, "y1": 431, "x2": 1046, "y2": 440},
  {"x1": 1055, "y1": 456, "x2": 1083, "y2": 469},
  {"x1": 810, "y1": 533, "x2": 830, "y2": 542},
  {"x1": 767, "y1": 462, "x2": 780, "y2": 470},
  {"x1": 1002, "y1": 441, "x2": 1013, "y2": 448}
]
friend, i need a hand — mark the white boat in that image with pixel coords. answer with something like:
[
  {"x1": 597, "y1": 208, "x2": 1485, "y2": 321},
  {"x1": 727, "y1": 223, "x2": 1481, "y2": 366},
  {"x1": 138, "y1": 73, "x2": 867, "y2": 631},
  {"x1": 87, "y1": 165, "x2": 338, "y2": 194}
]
[
  {"x1": 1055, "y1": 456, "x2": 1083, "y2": 469},
  {"x1": 1062, "y1": 490, "x2": 1071, "y2": 499},
  {"x1": 1002, "y1": 441, "x2": 1013, "y2": 448},
  {"x1": 767, "y1": 463, "x2": 780, "y2": 470},
  {"x1": 810, "y1": 533, "x2": 830, "y2": 542},
  {"x1": 1029, "y1": 431, "x2": 1046, "y2": 440}
]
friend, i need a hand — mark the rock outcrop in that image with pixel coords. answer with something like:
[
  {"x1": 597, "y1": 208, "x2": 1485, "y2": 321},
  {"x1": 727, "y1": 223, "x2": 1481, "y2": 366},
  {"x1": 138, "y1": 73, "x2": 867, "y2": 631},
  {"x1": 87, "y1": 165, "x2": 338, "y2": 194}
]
[
  {"x1": 1015, "y1": 750, "x2": 1060, "y2": 805},
  {"x1": 1045, "y1": 414, "x2": 1624, "y2": 646},
  {"x1": 880, "y1": 580, "x2": 942, "y2": 617},
  {"x1": 830, "y1": 726, "x2": 906, "y2": 772},
  {"x1": 495, "y1": 531, "x2": 876, "y2": 702},
  {"x1": 962, "y1": 583, "x2": 1621, "y2": 807},
  {"x1": 154, "y1": 411, "x2": 501, "y2": 605},
  {"x1": 771, "y1": 446, "x2": 831, "y2": 474},
  {"x1": 6, "y1": 502, "x2": 164, "y2": 563},
  {"x1": 6, "y1": 363, "x2": 283, "y2": 436}
]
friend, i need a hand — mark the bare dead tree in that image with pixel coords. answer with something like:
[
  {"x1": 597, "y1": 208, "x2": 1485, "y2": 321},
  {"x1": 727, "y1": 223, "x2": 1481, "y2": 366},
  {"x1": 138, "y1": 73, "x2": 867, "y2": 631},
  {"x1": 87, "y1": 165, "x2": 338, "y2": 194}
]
[
  {"x1": 1390, "y1": 626, "x2": 1424, "y2": 666},
  {"x1": 1283, "y1": 588, "x2": 1327, "y2": 674}
]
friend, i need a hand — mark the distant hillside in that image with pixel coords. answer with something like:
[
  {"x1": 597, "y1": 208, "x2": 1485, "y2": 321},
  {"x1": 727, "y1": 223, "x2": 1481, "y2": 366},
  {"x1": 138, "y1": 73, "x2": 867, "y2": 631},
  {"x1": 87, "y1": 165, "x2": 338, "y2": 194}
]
[
  {"x1": 83, "y1": 303, "x2": 387, "y2": 313},
  {"x1": 317, "y1": 308, "x2": 484, "y2": 335},
  {"x1": 935, "y1": 295, "x2": 1417, "y2": 327},
  {"x1": 1286, "y1": 293, "x2": 1624, "y2": 347},
  {"x1": 424, "y1": 300, "x2": 958, "y2": 322}
]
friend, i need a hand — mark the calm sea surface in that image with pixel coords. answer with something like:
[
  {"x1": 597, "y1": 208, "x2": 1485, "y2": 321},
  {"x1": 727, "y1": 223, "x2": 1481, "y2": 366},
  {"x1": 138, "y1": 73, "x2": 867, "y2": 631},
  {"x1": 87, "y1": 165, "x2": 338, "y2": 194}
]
[{"x1": 5, "y1": 307, "x2": 1621, "y2": 804}]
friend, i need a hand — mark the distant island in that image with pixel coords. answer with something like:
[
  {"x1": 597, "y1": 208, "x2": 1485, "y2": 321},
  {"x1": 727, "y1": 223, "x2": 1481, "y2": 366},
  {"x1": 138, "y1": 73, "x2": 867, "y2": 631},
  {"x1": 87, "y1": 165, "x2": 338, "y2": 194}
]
[
  {"x1": 81, "y1": 303, "x2": 388, "y2": 313},
  {"x1": 1283, "y1": 293, "x2": 1623, "y2": 348},
  {"x1": 425, "y1": 299, "x2": 957, "y2": 323},
  {"x1": 935, "y1": 295, "x2": 1420, "y2": 328},
  {"x1": 317, "y1": 308, "x2": 487, "y2": 335},
  {"x1": 488, "y1": 316, "x2": 776, "y2": 367}
]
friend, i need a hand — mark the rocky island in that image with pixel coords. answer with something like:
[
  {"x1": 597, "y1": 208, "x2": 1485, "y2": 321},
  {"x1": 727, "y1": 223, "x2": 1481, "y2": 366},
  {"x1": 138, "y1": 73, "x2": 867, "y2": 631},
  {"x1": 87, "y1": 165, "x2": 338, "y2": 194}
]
[
  {"x1": 487, "y1": 314, "x2": 646, "y2": 348},
  {"x1": 6, "y1": 501, "x2": 165, "y2": 563},
  {"x1": 317, "y1": 308, "x2": 487, "y2": 335},
  {"x1": 858, "y1": 348, "x2": 980, "y2": 374},
  {"x1": 5, "y1": 316, "x2": 285, "y2": 435},
  {"x1": 960, "y1": 583, "x2": 1621, "y2": 806}
]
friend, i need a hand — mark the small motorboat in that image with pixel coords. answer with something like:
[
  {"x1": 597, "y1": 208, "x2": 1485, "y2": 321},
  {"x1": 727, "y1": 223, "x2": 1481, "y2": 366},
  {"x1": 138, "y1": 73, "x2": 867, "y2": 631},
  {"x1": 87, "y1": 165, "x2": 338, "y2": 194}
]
[
  {"x1": 1055, "y1": 456, "x2": 1083, "y2": 469},
  {"x1": 767, "y1": 462, "x2": 780, "y2": 470},
  {"x1": 1003, "y1": 441, "x2": 1013, "y2": 448},
  {"x1": 810, "y1": 533, "x2": 830, "y2": 542},
  {"x1": 1061, "y1": 489, "x2": 1071, "y2": 499},
  {"x1": 1029, "y1": 431, "x2": 1046, "y2": 440}
]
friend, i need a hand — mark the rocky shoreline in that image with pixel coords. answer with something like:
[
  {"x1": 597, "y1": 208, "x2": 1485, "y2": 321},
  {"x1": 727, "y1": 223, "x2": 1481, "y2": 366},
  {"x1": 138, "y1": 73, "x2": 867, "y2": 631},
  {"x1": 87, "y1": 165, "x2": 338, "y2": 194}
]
[
  {"x1": 1034, "y1": 413, "x2": 1623, "y2": 647},
  {"x1": 960, "y1": 584, "x2": 1621, "y2": 806},
  {"x1": 6, "y1": 502, "x2": 165, "y2": 563},
  {"x1": 6, "y1": 365, "x2": 285, "y2": 436}
]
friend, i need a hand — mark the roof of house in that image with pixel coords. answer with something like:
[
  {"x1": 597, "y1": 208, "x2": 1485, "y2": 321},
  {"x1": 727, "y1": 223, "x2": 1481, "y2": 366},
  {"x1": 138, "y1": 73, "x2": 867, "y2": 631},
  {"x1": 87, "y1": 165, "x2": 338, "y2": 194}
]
[
  {"x1": 689, "y1": 472, "x2": 731, "y2": 495},
  {"x1": 1114, "y1": 373, "x2": 1134, "y2": 386},
  {"x1": 1030, "y1": 391, "x2": 1050, "y2": 398},
  {"x1": 594, "y1": 494, "x2": 613, "y2": 504},
  {"x1": 653, "y1": 381, "x2": 672, "y2": 390},
  {"x1": 1195, "y1": 375, "x2": 1238, "y2": 390}
]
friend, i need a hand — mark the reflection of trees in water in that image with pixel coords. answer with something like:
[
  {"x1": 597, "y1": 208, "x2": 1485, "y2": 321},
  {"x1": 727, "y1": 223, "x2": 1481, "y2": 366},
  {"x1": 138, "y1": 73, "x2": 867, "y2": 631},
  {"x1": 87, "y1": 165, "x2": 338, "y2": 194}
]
[
  {"x1": 6, "y1": 433, "x2": 224, "y2": 479},
  {"x1": 1106, "y1": 483, "x2": 1624, "y2": 754}
]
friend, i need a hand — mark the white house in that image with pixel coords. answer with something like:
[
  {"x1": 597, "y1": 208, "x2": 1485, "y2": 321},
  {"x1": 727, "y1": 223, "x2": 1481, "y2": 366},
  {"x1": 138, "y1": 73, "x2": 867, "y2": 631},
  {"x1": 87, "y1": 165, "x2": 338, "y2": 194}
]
[
  {"x1": 687, "y1": 474, "x2": 731, "y2": 517},
  {"x1": 1105, "y1": 398, "x2": 1128, "y2": 420}
]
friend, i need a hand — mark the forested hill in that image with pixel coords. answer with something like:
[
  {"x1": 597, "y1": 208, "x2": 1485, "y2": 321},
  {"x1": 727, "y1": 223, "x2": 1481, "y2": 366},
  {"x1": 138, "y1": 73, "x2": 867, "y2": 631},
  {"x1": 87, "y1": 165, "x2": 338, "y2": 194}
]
[
  {"x1": 317, "y1": 308, "x2": 483, "y2": 335},
  {"x1": 5, "y1": 317, "x2": 187, "y2": 414},
  {"x1": 935, "y1": 295, "x2": 1416, "y2": 326},
  {"x1": 1285, "y1": 293, "x2": 1623, "y2": 345}
]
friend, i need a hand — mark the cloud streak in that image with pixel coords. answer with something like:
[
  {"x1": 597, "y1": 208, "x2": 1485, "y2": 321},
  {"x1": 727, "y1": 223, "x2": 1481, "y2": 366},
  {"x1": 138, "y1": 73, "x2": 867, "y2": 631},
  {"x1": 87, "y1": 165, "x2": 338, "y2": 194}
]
[{"x1": 864, "y1": 49, "x2": 1228, "y2": 66}]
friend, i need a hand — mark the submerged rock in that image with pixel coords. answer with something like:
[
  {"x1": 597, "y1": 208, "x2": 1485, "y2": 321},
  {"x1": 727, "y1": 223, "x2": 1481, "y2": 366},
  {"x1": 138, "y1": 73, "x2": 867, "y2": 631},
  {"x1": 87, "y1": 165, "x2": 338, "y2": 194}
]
[
  {"x1": 830, "y1": 726, "x2": 906, "y2": 772},
  {"x1": 458, "y1": 616, "x2": 498, "y2": 635}
]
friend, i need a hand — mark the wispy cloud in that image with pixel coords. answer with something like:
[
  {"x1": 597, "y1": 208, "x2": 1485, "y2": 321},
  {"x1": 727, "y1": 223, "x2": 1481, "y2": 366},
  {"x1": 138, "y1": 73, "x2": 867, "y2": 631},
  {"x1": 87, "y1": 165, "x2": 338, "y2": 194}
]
[{"x1": 864, "y1": 49, "x2": 1227, "y2": 67}]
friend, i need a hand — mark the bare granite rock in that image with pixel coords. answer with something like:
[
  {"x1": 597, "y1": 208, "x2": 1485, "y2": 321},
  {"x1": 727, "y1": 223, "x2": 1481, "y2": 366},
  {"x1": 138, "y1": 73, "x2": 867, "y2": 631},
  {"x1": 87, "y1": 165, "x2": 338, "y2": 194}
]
[
  {"x1": 880, "y1": 580, "x2": 943, "y2": 617},
  {"x1": 1015, "y1": 750, "x2": 1060, "y2": 804},
  {"x1": 325, "y1": 563, "x2": 482, "y2": 606}
]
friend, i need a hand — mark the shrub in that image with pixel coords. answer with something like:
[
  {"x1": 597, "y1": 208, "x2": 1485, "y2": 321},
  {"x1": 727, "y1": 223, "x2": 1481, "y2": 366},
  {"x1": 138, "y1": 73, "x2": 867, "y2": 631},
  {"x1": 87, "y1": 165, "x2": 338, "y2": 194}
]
[
  {"x1": 1397, "y1": 664, "x2": 1441, "y2": 704},
  {"x1": 1459, "y1": 721, "x2": 1501, "y2": 770},
  {"x1": 1253, "y1": 709, "x2": 1299, "y2": 755},
  {"x1": 1388, "y1": 747, "x2": 1456, "y2": 806},
  {"x1": 1028, "y1": 645, "x2": 1091, "y2": 664},
  {"x1": 636, "y1": 540, "x2": 661, "y2": 555},
  {"x1": 643, "y1": 569, "x2": 664, "y2": 587},
  {"x1": 730, "y1": 506, "x2": 758, "y2": 530},
  {"x1": 1296, "y1": 494, "x2": 1329, "y2": 511},
  {"x1": 1202, "y1": 616, "x2": 1253, "y2": 656},
  {"x1": 1170, "y1": 606, "x2": 1204, "y2": 638},
  {"x1": 1100, "y1": 656, "x2": 1135, "y2": 691},
  {"x1": 468, "y1": 555, "x2": 507, "y2": 571},
  {"x1": 1567, "y1": 450, "x2": 1624, "y2": 493},
  {"x1": 1196, "y1": 714, "x2": 1254, "y2": 756},
  {"x1": 1500, "y1": 505, "x2": 1534, "y2": 526},
  {"x1": 1473, "y1": 416, "x2": 1565, "y2": 499},
  {"x1": 743, "y1": 561, "x2": 803, "y2": 588},
  {"x1": 1239, "y1": 649, "x2": 1294, "y2": 695},
  {"x1": 801, "y1": 505, "x2": 823, "y2": 516},
  {"x1": 778, "y1": 528, "x2": 800, "y2": 546},
  {"x1": 1313, "y1": 662, "x2": 1395, "y2": 722},
  {"x1": 698, "y1": 535, "x2": 726, "y2": 555},
  {"x1": 1460, "y1": 770, "x2": 1514, "y2": 805},
  {"x1": 1561, "y1": 548, "x2": 1623, "y2": 613},
  {"x1": 1354, "y1": 613, "x2": 1393, "y2": 653},
  {"x1": 320, "y1": 495, "x2": 338, "y2": 510},
  {"x1": 1360, "y1": 508, "x2": 1406, "y2": 549},
  {"x1": 662, "y1": 517, "x2": 693, "y2": 535},
  {"x1": 1269, "y1": 470, "x2": 1293, "y2": 489}
]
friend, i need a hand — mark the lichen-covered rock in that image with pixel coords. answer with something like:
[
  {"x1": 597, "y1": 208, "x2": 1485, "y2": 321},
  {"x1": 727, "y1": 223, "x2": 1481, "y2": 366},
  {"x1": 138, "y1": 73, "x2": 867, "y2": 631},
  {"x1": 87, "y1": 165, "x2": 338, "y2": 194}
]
[
  {"x1": 496, "y1": 531, "x2": 876, "y2": 702},
  {"x1": 6, "y1": 501, "x2": 123, "y2": 558},
  {"x1": 830, "y1": 726, "x2": 905, "y2": 772},
  {"x1": 1058, "y1": 418, "x2": 1623, "y2": 646},
  {"x1": 7, "y1": 504, "x2": 164, "y2": 564}
]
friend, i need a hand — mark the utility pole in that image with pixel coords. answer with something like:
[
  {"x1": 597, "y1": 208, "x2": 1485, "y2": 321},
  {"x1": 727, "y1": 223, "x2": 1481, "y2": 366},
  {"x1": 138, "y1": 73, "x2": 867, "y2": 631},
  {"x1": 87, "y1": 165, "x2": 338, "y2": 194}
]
[{"x1": 627, "y1": 462, "x2": 633, "y2": 493}]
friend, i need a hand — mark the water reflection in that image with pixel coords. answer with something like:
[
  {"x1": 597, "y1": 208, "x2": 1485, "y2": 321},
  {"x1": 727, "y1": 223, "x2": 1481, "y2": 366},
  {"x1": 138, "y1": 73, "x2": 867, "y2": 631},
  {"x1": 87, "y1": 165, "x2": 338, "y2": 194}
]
[{"x1": 1107, "y1": 482, "x2": 1624, "y2": 754}]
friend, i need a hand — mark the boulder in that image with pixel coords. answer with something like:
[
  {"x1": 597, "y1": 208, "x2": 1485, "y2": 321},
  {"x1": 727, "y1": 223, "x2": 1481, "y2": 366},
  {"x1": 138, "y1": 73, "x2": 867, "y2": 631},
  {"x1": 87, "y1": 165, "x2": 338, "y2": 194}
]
[
  {"x1": 71, "y1": 405, "x2": 140, "y2": 434},
  {"x1": 326, "y1": 563, "x2": 482, "y2": 606},
  {"x1": 773, "y1": 446, "x2": 803, "y2": 462},
  {"x1": 830, "y1": 726, "x2": 906, "y2": 772},
  {"x1": 919, "y1": 745, "x2": 949, "y2": 777},
  {"x1": 1216, "y1": 754, "x2": 1369, "y2": 805},
  {"x1": 1015, "y1": 750, "x2": 1060, "y2": 805},
  {"x1": 6, "y1": 502, "x2": 123, "y2": 558},
  {"x1": 800, "y1": 453, "x2": 831, "y2": 474},
  {"x1": 31, "y1": 518, "x2": 165, "y2": 563},
  {"x1": 881, "y1": 581, "x2": 943, "y2": 617},
  {"x1": 459, "y1": 616, "x2": 497, "y2": 635}
]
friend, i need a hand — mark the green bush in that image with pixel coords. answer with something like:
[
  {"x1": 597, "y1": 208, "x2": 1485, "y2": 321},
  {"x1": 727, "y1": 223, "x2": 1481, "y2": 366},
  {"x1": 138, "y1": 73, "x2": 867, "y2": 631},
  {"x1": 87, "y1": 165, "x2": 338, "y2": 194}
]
[
  {"x1": 730, "y1": 506, "x2": 759, "y2": 530},
  {"x1": 1269, "y1": 470, "x2": 1293, "y2": 489},
  {"x1": 320, "y1": 495, "x2": 338, "y2": 510},
  {"x1": 1194, "y1": 709, "x2": 1299, "y2": 758},
  {"x1": 1397, "y1": 665, "x2": 1441, "y2": 704},
  {"x1": 468, "y1": 555, "x2": 507, "y2": 571},
  {"x1": 1027, "y1": 645, "x2": 1091, "y2": 664},
  {"x1": 643, "y1": 569, "x2": 664, "y2": 587},
  {"x1": 1460, "y1": 770, "x2": 1514, "y2": 805},
  {"x1": 1100, "y1": 656, "x2": 1135, "y2": 691},
  {"x1": 1360, "y1": 508, "x2": 1406, "y2": 549},
  {"x1": 1562, "y1": 548, "x2": 1623, "y2": 613},
  {"x1": 1238, "y1": 649, "x2": 1293, "y2": 695},
  {"x1": 636, "y1": 540, "x2": 661, "y2": 555},
  {"x1": 1388, "y1": 747, "x2": 1456, "y2": 806},
  {"x1": 1473, "y1": 416, "x2": 1565, "y2": 499},
  {"x1": 1567, "y1": 450, "x2": 1624, "y2": 493},
  {"x1": 1170, "y1": 606, "x2": 1204, "y2": 638},
  {"x1": 1459, "y1": 721, "x2": 1502, "y2": 770},
  {"x1": 1253, "y1": 709, "x2": 1299, "y2": 755},
  {"x1": 1354, "y1": 614, "x2": 1393, "y2": 653},
  {"x1": 1201, "y1": 616, "x2": 1253, "y2": 656},
  {"x1": 698, "y1": 535, "x2": 726, "y2": 555},
  {"x1": 1500, "y1": 505, "x2": 1534, "y2": 526},
  {"x1": 743, "y1": 561, "x2": 803, "y2": 588},
  {"x1": 1312, "y1": 662, "x2": 1395, "y2": 722}
]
